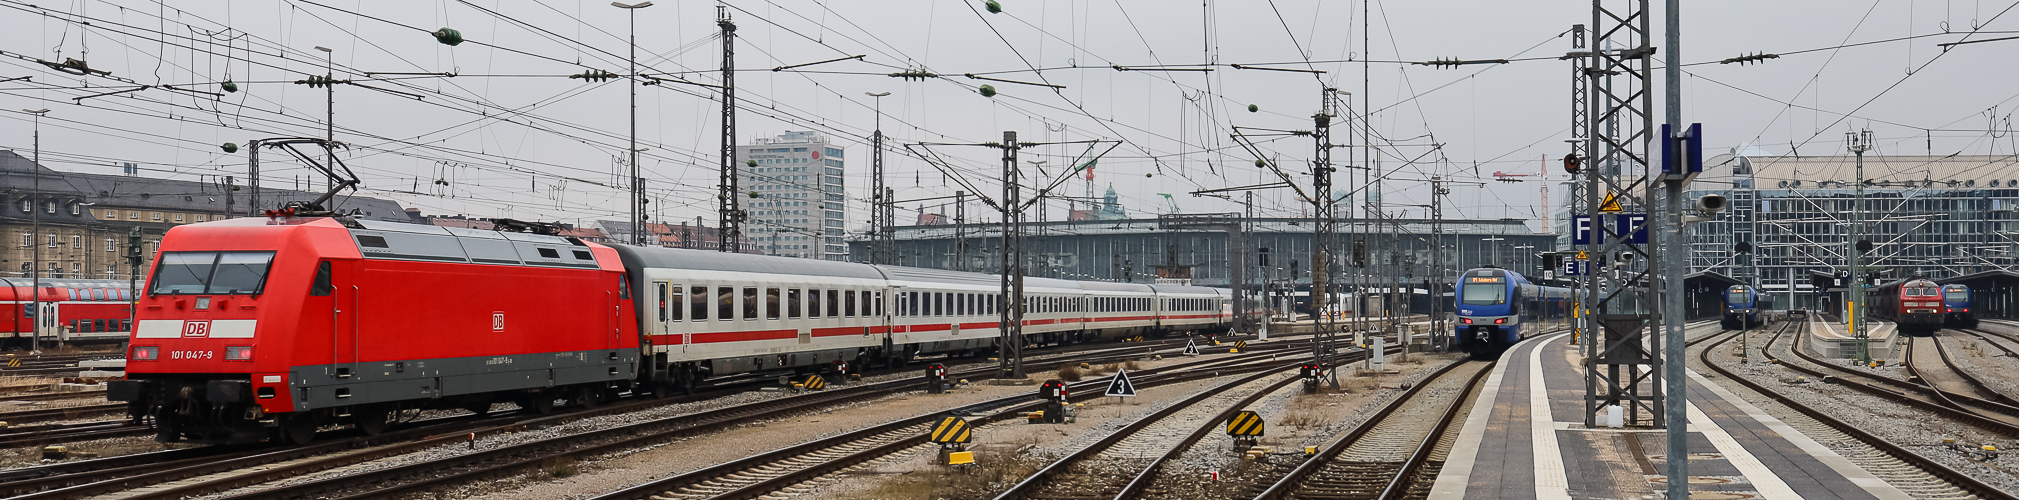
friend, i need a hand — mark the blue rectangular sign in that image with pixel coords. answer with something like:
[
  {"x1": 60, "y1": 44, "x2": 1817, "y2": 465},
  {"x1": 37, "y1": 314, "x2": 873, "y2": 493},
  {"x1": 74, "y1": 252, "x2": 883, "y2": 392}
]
[
  {"x1": 1571, "y1": 215, "x2": 1602, "y2": 245},
  {"x1": 1615, "y1": 213, "x2": 1648, "y2": 244}
]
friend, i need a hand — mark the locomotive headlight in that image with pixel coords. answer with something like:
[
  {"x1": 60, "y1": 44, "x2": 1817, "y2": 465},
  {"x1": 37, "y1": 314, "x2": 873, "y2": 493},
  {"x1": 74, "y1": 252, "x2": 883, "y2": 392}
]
[
  {"x1": 131, "y1": 345, "x2": 158, "y2": 361},
  {"x1": 225, "y1": 346, "x2": 253, "y2": 361}
]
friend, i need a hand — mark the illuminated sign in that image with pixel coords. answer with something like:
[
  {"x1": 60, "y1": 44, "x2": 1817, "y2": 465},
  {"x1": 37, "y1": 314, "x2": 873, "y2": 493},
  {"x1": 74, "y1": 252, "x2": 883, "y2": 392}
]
[{"x1": 1466, "y1": 277, "x2": 1504, "y2": 284}]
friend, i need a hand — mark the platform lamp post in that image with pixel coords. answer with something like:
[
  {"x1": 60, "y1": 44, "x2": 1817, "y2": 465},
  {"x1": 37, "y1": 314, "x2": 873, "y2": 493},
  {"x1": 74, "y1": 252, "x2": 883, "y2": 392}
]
[
  {"x1": 23, "y1": 108, "x2": 49, "y2": 353},
  {"x1": 1847, "y1": 129, "x2": 1873, "y2": 364},
  {"x1": 613, "y1": 1, "x2": 654, "y2": 245}
]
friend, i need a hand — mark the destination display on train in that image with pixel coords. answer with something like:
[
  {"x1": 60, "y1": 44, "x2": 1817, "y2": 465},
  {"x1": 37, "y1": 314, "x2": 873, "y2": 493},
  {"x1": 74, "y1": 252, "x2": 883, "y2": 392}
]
[{"x1": 1466, "y1": 277, "x2": 1504, "y2": 283}]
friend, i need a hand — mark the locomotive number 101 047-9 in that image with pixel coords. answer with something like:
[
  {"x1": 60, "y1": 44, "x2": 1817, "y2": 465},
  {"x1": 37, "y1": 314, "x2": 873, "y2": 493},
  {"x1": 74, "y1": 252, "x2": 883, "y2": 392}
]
[{"x1": 170, "y1": 350, "x2": 214, "y2": 360}]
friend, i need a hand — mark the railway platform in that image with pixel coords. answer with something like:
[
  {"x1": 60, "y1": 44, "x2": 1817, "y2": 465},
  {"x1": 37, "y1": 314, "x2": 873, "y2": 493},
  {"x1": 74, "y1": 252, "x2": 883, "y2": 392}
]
[
  {"x1": 1808, "y1": 316, "x2": 1899, "y2": 359},
  {"x1": 1428, "y1": 329, "x2": 1912, "y2": 500}
]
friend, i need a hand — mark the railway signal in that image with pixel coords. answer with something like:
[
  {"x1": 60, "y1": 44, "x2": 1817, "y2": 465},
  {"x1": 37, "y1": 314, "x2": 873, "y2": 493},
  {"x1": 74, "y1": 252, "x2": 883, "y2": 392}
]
[
  {"x1": 925, "y1": 363, "x2": 948, "y2": 394},
  {"x1": 1037, "y1": 380, "x2": 1069, "y2": 424},
  {"x1": 1300, "y1": 364, "x2": 1321, "y2": 393}
]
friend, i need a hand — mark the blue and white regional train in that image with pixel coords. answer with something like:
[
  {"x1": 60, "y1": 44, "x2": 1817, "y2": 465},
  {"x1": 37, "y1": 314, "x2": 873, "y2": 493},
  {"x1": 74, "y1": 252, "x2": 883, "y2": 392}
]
[
  {"x1": 1454, "y1": 267, "x2": 1576, "y2": 358},
  {"x1": 1722, "y1": 285, "x2": 1764, "y2": 330},
  {"x1": 1943, "y1": 284, "x2": 1978, "y2": 329}
]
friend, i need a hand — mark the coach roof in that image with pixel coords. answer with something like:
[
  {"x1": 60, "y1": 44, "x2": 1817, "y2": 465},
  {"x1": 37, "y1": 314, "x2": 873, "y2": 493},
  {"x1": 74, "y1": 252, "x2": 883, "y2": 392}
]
[{"x1": 609, "y1": 244, "x2": 888, "y2": 280}]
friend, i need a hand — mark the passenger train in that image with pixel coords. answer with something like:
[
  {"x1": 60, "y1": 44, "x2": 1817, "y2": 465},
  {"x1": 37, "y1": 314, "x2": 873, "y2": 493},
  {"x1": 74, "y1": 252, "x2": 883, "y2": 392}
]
[
  {"x1": 1453, "y1": 267, "x2": 1576, "y2": 358},
  {"x1": 2, "y1": 278, "x2": 137, "y2": 348},
  {"x1": 1868, "y1": 278, "x2": 1943, "y2": 336},
  {"x1": 110, "y1": 215, "x2": 1233, "y2": 444},
  {"x1": 1942, "y1": 284, "x2": 1977, "y2": 329},
  {"x1": 1721, "y1": 285, "x2": 1764, "y2": 330}
]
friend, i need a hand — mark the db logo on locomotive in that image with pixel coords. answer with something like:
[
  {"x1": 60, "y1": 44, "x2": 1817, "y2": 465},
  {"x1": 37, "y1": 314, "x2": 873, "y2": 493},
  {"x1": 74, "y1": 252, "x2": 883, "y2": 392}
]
[{"x1": 181, "y1": 320, "x2": 212, "y2": 338}]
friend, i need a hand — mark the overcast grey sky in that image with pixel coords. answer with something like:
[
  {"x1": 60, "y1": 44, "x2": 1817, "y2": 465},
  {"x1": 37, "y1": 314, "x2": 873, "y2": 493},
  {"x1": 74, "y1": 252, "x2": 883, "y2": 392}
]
[{"x1": 3, "y1": 0, "x2": 2015, "y2": 233}]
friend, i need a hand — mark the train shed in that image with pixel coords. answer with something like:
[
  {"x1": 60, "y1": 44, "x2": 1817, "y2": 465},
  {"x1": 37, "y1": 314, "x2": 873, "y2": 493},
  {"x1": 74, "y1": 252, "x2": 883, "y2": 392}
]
[
  {"x1": 1936, "y1": 269, "x2": 2019, "y2": 320},
  {"x1": 1683, "y1": 271, "x2": 1743, "y2": 320}
]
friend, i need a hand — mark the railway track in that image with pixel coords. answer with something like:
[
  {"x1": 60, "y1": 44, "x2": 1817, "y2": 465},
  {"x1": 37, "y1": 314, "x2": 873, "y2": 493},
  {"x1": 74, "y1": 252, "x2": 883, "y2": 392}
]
[
  {"x1": 1907, "y1": 335, "x2": 2019, "y2": 406},
  {"x1": 1700, "y1": 320, "x2": 2012, "y2": 500},
  {"x1": 991, "y1": 361, "x2": 1321, "y2": 499},
  {"x1": 1248, "y1": 359, "x2": 1493, "y2": 500},
  {"x1": 1772, "y1": 321, "x2": 2019, "y2": 437},
  {"x1": 586, "y1": 348, "x2": 1363, "y2": 500},
  {"x1": 0, "y1": 403, "x2": 125, "y2": 425},
  {"x1": 37, "y1": 340, "x2": 1297, "y2": 500},
  {"x1": 0, "y1": 421, "x2": 150, "y2": 448}
]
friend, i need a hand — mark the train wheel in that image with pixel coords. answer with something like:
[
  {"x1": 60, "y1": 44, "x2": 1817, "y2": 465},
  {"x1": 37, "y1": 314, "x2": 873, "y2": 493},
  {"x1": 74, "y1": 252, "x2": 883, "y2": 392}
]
[
  {"x1": 575, "y1": 386, "x2": 606, "y2": 409},
  {"x1": 354, "y1": 406, "x2": 390, "y2": 436},
  {"x1": 278, "y1": 414, "x2": 317, "y2": 445},
  {"x1": 520, "y1": 391, "x2": 557, "y2": 415}
]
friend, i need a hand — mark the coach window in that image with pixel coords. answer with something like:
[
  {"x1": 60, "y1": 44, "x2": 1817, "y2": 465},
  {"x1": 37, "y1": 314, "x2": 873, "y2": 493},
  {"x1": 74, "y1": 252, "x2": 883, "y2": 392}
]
[
  {"x1": 666, "y1": 284, "x2": 683, "y2": 321},
  {"x1": 690, "y1": 286, "x2": 708, "y2": 320},
  {"x1": 766, "y1": 288, "x2": 782, "y2": 319},
  {"x1": 826, "y1": 290, "x2": 840, "y2": 317},
  {"x1": 873, "y1": 291, "x2": 884, "y2": 316},
  {"x1": 808, "y1": 289, "x2": 823, "y2": 319},
  {"x1": 844, "y1": 290, "x2": 857, "y2": 317},
  {"x1": 718, "y1": 287, "x2": 736, "y2": 321},
  {"x1": 788, "y1": 289, "x2": 803, "y2": 319}
]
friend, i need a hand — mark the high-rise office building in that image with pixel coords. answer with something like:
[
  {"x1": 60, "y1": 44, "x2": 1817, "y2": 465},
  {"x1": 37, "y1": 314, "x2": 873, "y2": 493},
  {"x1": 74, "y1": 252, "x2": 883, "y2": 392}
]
[{"x1": 736, "y1": 131, "x2": 846, "y2": 260}]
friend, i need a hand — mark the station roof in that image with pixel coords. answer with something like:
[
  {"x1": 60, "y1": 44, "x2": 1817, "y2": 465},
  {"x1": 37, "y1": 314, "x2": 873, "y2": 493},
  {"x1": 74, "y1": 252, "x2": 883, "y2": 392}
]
[{"x1": 1937, "y1": 269, "x2": 2019, "y2": 289}]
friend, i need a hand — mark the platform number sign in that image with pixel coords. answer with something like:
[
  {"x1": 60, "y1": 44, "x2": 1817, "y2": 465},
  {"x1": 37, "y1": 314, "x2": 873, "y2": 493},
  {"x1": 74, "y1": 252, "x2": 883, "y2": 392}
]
[
  {"x1": 1615, "y1": 214, "x2": 1649, "y2": 244},
  {"x1": 181, "y1": 320, "x2": 211, "y2": 338},
  {"x1": 492, "y1": 312, "x2": 505, "y2": 332}
]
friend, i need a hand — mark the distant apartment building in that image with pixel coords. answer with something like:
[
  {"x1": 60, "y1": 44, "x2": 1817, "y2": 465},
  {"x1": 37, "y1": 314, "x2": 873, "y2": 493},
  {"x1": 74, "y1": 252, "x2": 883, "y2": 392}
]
[{"x1": 736, "y1": 131, "x2": 846, "y2": 260}]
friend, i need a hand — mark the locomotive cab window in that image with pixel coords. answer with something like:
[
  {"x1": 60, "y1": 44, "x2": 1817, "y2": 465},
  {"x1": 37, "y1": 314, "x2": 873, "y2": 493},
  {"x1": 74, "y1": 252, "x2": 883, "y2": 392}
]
[
  {"x1": 150, "y1": 251, "x2": 276, "y2": 295},
  {"x1": 309, "y1": 261, "x2": 333, "y2": 296}
]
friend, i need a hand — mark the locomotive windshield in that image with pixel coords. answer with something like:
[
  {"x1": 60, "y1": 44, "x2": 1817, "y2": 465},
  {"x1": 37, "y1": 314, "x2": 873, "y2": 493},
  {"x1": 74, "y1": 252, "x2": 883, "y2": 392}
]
[
  {"x1": 150, "y1": 251, "x2": 276, "y2": 295},
  {"x1": 1726, "y1": 289, "x2": 1749, "y2": 305},
  {"x1": 1460, "y1": 283, "x2": 1506, "y2": 306},
  {"x1": 1946, "y1": 289, "x2": 1969, "y2": 302}
]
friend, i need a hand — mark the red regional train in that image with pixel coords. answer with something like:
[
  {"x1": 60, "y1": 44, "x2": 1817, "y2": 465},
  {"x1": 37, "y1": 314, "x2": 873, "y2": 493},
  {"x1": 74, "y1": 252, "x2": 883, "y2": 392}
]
[
  {"x1": 2, "y1": 278, "x2": 137, "y2": 349},
  {"x1": 110, "y1": 215, "x2": 1233, "y2": 444},
  {"x1": 1867, "y1": 277, "x2": 1943, "y2": 336}
]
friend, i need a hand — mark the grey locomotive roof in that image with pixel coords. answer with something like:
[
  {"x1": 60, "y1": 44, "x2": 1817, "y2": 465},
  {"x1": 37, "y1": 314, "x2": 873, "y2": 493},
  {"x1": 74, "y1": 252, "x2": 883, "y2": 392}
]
[{"x1": 610, "y1": 244, "x2": 890, "y2": 281}]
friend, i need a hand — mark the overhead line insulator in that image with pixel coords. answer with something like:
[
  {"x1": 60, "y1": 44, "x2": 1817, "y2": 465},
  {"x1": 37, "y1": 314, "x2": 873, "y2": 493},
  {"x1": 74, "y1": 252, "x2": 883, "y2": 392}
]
[{"x1": 1719, "y1": 52, "x2": 1780, "y2": 65}]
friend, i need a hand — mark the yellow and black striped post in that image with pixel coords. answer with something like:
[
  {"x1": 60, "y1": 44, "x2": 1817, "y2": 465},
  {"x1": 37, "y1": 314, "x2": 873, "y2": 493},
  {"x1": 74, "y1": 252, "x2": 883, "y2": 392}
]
[
  {"x1": 801, "y1": 374, "x2": 826, "y2": 390},
  {"x1": 5, "y1": 358, "x2": 19, "y2": 368},
  {"x1": 1226, "y1": 410, "x2": 1265, "y2": 448},
  {"x1": 930, "y1": 415, "x2": 973, "y2": 457}
]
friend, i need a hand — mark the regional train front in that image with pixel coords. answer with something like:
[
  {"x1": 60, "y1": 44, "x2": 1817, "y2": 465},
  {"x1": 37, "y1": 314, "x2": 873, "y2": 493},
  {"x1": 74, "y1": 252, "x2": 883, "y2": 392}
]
[
  {"x1": 1454, "y1": 268, "x2": 1519, "y2": 358},
  {"x1": 1943, "y1": 284, "x2": 1977, "y2": 329},
  {"x1": 1721, "y1": 285, "x2": 1760, "y2": 330}
]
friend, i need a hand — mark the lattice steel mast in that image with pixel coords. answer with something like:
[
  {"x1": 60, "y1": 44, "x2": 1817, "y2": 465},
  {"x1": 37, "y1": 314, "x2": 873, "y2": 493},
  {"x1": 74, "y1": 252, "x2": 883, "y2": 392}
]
[{"x1": 716, "y1": 6, "x2": 742, "y2": 253}]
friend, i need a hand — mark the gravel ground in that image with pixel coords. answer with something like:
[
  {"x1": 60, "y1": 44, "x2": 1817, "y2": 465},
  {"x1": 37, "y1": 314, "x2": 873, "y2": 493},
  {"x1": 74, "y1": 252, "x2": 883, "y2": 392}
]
[
  {"x1": 1936, "y1": 333, "x2": 2019, "y2": 400},
  {"x1": 424, "y1": 355, "x2": 1210, "y2": 500},
  {"x1": 1703, "y1": 324, "x2": 2019, "y2": 495}
]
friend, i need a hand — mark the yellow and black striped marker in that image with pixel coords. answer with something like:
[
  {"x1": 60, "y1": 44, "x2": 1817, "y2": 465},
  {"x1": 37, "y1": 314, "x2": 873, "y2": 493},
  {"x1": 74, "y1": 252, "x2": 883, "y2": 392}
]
[
  {"x1": 801, "y1": 374, "x2": 826, "y2": 390},
  {"x1": 5, "y1": 358, "x2": 19, "y2": 368},
  {"x1": 1233, "y1": 341, "x2": 1248, "y2": 351},
  {"x1": 930, "y1": 416, "x2": 973, "y2": 443},
  {"x1": 1226, "y1": 410, "x2": 1265, "y2": 436}
]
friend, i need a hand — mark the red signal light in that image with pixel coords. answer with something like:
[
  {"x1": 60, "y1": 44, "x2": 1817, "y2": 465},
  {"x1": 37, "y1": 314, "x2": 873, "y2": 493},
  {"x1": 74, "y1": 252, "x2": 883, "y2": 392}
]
[
  {"x1": 131, "y1": 345, "x2": 159, "y2": 361},
  {"x1": 1495, "y1": 318, "x2": 1506, "y2": 324},
  {"x1": 1461, "y1": 318, "x2": 1472, "y2": 324}
]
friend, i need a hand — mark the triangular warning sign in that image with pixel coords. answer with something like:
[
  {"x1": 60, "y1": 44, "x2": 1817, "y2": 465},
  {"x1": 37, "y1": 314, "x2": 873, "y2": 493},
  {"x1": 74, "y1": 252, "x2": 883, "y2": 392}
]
[
  {"x1": 1105, "y1": 368, "x2": 1138, "y2": 397},
  {"x1": 1183, "y1": 340, "x2": 1201, "y2": 356},
  {"x1": 1599, "y1": 192, "x2": 1624, "y2": 212},
  {"x1": 1575, "y1": 250, "x2": 1588, "y2": 260}
]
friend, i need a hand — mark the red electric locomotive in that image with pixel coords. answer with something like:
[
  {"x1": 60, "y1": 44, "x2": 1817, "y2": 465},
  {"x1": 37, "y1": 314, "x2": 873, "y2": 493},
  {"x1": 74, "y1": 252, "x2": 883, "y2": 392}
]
[
  {"x1": 108, "y1": 216, "x2": 638, "y2": 444},
  {"x1": 1866, "y1": 277, "x2": 1943, "y2": 336}
]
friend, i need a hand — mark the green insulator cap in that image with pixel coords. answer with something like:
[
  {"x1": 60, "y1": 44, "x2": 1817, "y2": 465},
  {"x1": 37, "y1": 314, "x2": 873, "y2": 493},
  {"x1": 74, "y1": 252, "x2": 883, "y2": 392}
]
[
  {"x1": 1254, "y1": 159, "x2": 1267, "y2": 168},
  {"x1": 979, "y1": 84, "x2": 997, "y2": 97},
  {"x1": 747, "y1": 160, "x2": 758, "y2": 167},
  {"x1": 985, "y1": 0, "x2": 1003, "y2": 13},
  {"x1": 749, "y1": 191, "x2": 761, "y2": 198},
  {"x1": 1144, "y1": 172, "x2": 1153, "y2": 178},
  {"x1": 221, "y1": 142, "x2": 239, "y2": 153},
  {"x1": 433, "y1": 28, "x2": 465, "y2": 46},
  {"x1": 221, "y1": 80, "x2": 239, "y2": 93},
  {"x1": 231, "y1": 185, "x2": 242, "y2": 191},
  {"x1": 1247, "y1": 104, "x2": 1258, "y2": 112}
]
